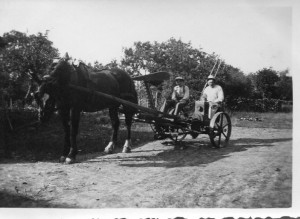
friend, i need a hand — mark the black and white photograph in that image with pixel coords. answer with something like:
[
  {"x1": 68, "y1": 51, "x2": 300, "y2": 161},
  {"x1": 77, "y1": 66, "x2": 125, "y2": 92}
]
[{"x1": 0, "y1": 0, "x2": 299, "y2": 218}]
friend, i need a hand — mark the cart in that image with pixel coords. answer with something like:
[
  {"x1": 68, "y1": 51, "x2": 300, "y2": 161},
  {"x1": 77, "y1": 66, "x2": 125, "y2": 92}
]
[{"x1": 131, "y1": 71, "x2": 232, "y2": 148}]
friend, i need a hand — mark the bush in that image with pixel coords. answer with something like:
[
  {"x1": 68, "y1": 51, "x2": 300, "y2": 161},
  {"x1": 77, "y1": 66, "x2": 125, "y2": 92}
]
[{"x1": 226, "y1": 97, "x2": 292, "y2": 112}]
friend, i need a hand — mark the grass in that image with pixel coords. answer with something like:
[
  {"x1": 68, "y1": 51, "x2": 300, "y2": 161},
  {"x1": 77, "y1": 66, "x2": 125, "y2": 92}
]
[{"x1": 230, "y1": 111, "x2": 293, "y2": 129}]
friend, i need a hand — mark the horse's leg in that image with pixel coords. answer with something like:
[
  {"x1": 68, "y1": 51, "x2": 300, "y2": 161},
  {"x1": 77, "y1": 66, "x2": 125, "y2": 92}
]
[
  {"x1": 59, "y1": 108, "x2": 71, "y2": 163},
  {"x1": 122, "y1": 110, "x2": 134, "y2": 153},
  {"x1": 65, "y1": 108, "x2": 81, "y2": 164},
  {"x1": 104, "y1": 108, "x2": 120, "y2": 154}
]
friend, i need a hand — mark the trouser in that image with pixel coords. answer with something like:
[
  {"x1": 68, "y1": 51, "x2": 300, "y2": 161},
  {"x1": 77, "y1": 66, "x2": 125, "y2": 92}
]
[{"x1": 163, "y1": 99, "x2": 188, "y2": 115}]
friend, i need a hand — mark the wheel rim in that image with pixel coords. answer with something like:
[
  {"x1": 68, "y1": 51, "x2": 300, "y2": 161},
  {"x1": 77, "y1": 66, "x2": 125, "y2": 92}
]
[
  {"x1": 169, "y1": 126, "x2": 188, "y2": 142},
  {"x1": 209, "y1": 112, "x2": 231, "y2": 148},
  {"x1": 169, "y1": 108, "x2": 188, "y2": 142}
]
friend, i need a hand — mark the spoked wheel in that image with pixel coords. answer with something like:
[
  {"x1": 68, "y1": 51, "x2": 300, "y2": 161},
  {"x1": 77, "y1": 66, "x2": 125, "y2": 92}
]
[
  {"x1": 168, "y1": 125, "x2": 188, "y2": 142},
  {"x1": 167, "y1": 109, "x2": 188, "y2": 142},
  {"x1": 209, "y1": 112, "x2": 232, "y2": 148},
  {"x1": 151, "y1": 124, "x2": 168, "y2": 140}
]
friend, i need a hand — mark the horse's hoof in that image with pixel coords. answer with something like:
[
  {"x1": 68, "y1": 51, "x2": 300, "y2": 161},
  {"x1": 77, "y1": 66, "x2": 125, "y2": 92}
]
[
  {"x1": 104, "y1": 142, "x2": 115, "y2": 154},
  {"x1": 104, "y1": 148, "x2": 114, "y2": 154},
  {"x1": 59, "y1": 156, "x2": 66, "y2": 163},
  {"x1": 122, "y1": 139, "x2": 132, "y2": 153},
  {"x1": 122, "y1": 147, "x2": 131, "y2": 153},
  {"x1": 65, "y1": 157, "x2": 75, "y2": 164}
]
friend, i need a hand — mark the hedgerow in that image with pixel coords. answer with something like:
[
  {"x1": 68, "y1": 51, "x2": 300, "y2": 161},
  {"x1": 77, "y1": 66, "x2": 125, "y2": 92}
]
[{"x1": 225, "y1": 97, "x2": 292, "y2": 112}]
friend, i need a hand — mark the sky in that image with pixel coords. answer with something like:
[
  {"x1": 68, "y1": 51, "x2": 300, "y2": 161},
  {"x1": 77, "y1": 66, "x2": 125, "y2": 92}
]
[{"x1": 0, "y1": 0, "x2": 297, "y2": 75}]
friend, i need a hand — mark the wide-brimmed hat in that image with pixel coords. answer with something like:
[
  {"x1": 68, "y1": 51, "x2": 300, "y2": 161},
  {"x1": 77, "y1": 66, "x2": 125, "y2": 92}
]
[
  {"x1": 207, "y1": 75, "x2": 216, "y2": 81},
  {"x1": 175, "y1": 76, "x2": 184, "y2": 81}
]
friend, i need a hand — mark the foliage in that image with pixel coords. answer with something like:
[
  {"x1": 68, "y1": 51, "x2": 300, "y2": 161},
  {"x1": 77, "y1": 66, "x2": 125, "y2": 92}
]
[
  {"x1": 276, "y1": 69, "x2": 293, "y2": 101},
  {"x1": 0, "y1": 30, "x2": 59, "y2": 102},
  {"x1": 0, "y1": 36, "x2": 7, "y2": 48},
  {"x1": 248, "y1": 68, "x2": 292, "y2": 101},
  {"x1": 222, "y1": 65, "x2": 253, "y2": 100},
  {"x1": 252, "y1": 68, "x2": 279, "y2": 98},
  {"x1": 226, "y1": 97, "x2": 292, "y2": 112}
]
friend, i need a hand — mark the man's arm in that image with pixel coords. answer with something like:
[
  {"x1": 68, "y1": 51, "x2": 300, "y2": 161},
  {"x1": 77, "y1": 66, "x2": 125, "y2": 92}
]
[
  {"x1": 171, "y1": 87, "x2": 176, "y2": 100},
  {"x1": 216, "y1": 86, "x2": 224, "y2": 102},
  {"x1": 182, "y1": 86, "x2": 189, "y2": 100},
  {"x1": 200, "y1": 87, "x2": 207, "y2": 101}
]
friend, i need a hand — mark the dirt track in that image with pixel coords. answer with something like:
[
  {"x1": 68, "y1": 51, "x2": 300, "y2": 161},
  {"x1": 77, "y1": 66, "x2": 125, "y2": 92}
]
[{"x1": 0, "y1": 126, "x2": 292, "y2": 208}]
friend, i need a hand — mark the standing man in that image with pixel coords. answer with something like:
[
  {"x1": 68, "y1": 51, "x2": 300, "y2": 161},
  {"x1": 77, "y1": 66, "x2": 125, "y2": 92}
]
[
  {"x1": 201, "y1": 75, "x2": 224, "y2": 104},
  {"x1": 163, "y1": 76, "x2": 190, "y2": 115}
]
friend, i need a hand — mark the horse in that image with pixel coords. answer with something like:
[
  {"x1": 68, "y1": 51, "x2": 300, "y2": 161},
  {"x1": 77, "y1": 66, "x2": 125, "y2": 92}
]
[{"x1": 34, "y1": 56, "x2": 138, "y2": 164}]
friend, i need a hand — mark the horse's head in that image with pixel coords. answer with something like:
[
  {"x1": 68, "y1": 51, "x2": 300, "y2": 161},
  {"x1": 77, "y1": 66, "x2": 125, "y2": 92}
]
[
  {"x1": 34, "y1": 76, "x2": 57, "y2": 123},
  {"x1": 32, "y1": 54, "x2": 76, "y2": 122}
]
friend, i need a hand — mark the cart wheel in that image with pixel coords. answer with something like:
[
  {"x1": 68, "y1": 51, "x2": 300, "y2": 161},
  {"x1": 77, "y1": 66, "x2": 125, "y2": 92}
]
[
  {"x1": 169, "y1": 126, "x2": 188, "y2": 142},
  {"x1": 151, "y1": 124, "x2": 168, "y2": 140},
  {"x1": 167, "y1": 108, "x2": 188, "y2": 142},
  {"x1": 209, "y1": 112, "x2": 231, "y2": 148}
]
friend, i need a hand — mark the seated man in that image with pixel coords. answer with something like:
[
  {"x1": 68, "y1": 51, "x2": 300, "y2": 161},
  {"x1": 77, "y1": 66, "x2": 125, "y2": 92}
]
[
  {"x1": 201, "y1": 75, "x2": 224, "y2": 104},
  {"x1": 193, "y1": 75, "x2": 224, "y2": 120},
  {"x1": 162, "y1": 76, "x2": 190, "y2": 116}
]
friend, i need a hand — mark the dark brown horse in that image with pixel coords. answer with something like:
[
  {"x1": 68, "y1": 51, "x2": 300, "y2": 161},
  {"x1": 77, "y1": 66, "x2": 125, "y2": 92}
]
[{"x1": 34, "y1": 56, "x2": 138, "y2": 164}]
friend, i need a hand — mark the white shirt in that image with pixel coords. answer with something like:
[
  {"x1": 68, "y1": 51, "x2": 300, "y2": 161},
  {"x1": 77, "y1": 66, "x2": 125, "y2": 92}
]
[
  {"x1": 203, "y1": 84, "x2": 224, "y2": 102},
  {"x1": 172, "y1": 85, "x2": 189, "y2": 100}
]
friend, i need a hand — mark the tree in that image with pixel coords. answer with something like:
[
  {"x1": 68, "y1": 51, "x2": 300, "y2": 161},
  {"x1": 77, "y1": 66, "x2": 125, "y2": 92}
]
[
  {"x1": 253, "y1": 68, "x2": 280, "y2": 99},
  {"x1": 276, "y1": 69, "x2": 292, "y2": 100},
  {"x1": 92, "y1": 61, "x2": 105, "y2": 70},
  {"x1": 0, "y1": 37, "x2": 8, "y2": 104},
  {"x1": 0, "y1": 36, "x2": 7, "y2": 48},
  {"x1": 222, "y1": 65, "x2": 252, "y2": 100},
  {"x1": 105, "y1": 59, "x2": 119, "y2": 69},
  {"x1": 0, "y1": 30, "x2": 59, "y2": 103}
]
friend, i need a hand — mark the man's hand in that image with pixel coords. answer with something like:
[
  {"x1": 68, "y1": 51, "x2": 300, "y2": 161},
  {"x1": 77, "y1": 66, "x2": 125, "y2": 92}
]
[{"x1": 200, "y1": 93, "x2": 207, "y2": 101}]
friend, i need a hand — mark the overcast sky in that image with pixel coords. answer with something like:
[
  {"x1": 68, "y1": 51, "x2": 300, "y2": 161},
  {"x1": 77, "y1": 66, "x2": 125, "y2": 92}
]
[{"x1": 0, "y1": 0, "x2": 297, "y2": 75}]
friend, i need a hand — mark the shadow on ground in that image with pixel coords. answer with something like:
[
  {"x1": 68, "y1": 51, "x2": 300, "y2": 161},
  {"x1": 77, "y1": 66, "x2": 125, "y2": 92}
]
[
  {"x1": 0, "y1": 191, "x2": 72, "y2": 208},
  {"x1": 115, "y1": 136, "x2": 292, "y2": 168}
]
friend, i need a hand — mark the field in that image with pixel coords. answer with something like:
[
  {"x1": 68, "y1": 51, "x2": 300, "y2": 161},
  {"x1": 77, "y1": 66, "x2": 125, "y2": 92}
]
[{"x1": 0, "y1": 111, "x2": 293, "y2": 208}]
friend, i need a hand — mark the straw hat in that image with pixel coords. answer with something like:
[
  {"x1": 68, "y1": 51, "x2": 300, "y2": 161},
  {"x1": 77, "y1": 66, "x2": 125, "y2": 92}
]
[
  {"x1": 207, "y1": 75, "x2": 216, "y2": 81},
  {"x1": 175, "y1": 76, "x2": 184, "y2": 81}
]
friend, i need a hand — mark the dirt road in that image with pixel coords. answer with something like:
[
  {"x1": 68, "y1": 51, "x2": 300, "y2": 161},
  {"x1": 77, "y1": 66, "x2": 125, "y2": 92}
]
[{"x1": 0, "y1": 126, "x2": 292, "y2": 208}]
